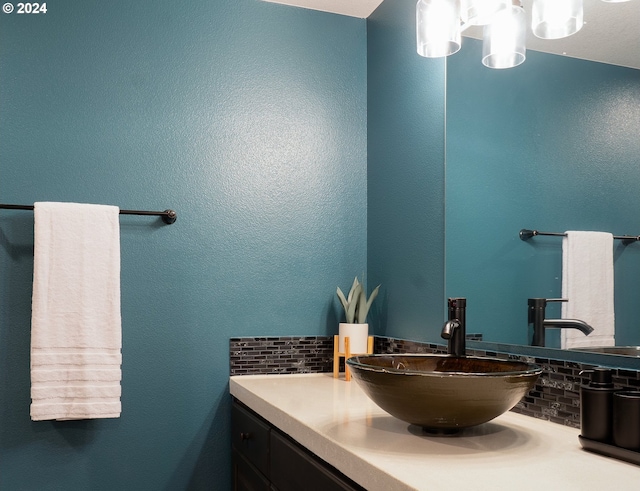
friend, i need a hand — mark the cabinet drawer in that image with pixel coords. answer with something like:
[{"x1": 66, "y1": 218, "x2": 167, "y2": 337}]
[
  {"x1": 233, "y1": 448, "x2": 270, "y2": 491},
  {"x1": 232, "y1": 401, "x2": 270, "y2": 478},
  {"x1": 270, "y1": 430, "x2": 364, "y2": 491}
]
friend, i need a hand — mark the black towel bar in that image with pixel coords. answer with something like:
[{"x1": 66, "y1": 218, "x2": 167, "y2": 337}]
[
  {"x1": 0, "y1": 203, "x2": 177, "y2": 224},
  {"x1": 519, "y1": 229, "x2": 639, "y2": 245}
]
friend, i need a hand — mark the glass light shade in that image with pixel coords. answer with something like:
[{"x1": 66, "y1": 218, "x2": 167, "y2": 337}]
[
  {"x1": 416, "y1": 0, "x2": 461, "y2": 58},
  {"x1": 532, "y1": 0, "x2": 584, "y2": 39},
  {"x1": 461, "y1": 0, "x2": 511, "y2": 26},
  {"x1": 482, "y1": 5, "x2": 526, "y2": 69}
]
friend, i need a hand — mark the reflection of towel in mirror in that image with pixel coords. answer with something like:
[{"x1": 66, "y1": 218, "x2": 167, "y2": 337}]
[
  {"x1": 561, "y1": 231, "x2": 615, "y2": 349},
  {"x1": 30, "y1": 202, "x2": 122, "y2": 421}
]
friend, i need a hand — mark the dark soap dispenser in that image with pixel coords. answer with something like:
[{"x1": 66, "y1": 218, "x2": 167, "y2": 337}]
[{"x1": 580, "y1": 367, "x2": 617, "y2": 443}]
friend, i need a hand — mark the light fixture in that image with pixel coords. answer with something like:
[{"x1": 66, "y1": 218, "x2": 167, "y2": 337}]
[
  {"x1": 460, "y1": 0, "x2": 510, "y2": 26},
  {"x1": 416, "y1": 0, "x2": 625, "y2": 70},
  {"x1": 416, "y1": 0, "x2": 461, "y2": 58},
  {"x1": 532, "y1": 0, "x2": 584, "y2": 40},
  {"x1": 482, "y1": 3, "x2": 526, "y2": 69}
]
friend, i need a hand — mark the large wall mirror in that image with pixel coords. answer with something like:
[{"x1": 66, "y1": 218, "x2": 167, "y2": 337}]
[{"x1": 445, "y1": 4, "x2": 640, "y2": 365}]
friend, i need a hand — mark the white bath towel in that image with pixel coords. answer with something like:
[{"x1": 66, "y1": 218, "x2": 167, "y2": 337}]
[
  {"x1": 31, "y1": 202, "x2": 122, "y2": 420},
  {"x1": 561, "y1": 231, "x2": 615, "y2": 349}
]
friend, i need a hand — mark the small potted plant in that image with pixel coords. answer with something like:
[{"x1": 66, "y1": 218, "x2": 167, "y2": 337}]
[{"x1": 336, "y1": 277, "x2": 380, "y2": 354}]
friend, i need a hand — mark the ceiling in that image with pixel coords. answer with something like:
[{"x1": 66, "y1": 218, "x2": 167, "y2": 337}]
[
  {"x1": 261, "y1": 0, "x2": 640, "y2": 70},
  {"x1": 261, "y1": 0, "x2": 384, "y2": 18}
]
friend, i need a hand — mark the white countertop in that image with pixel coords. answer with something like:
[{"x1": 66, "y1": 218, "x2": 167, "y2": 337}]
[{"x1": 230, "y1": 373, "x2": 640, "y2": 491}]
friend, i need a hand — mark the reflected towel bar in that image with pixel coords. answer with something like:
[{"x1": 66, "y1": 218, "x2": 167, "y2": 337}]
[
  {"x1": 0, "y1": 203, "x2": 177, "y2": 224},
  {"x1": 520, "y1": 229, "x2": 639, "y2": 245}
]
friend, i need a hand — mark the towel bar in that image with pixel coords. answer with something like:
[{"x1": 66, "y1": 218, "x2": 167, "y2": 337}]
[
  {"x1": 520, "y1": 229, "x2": 639, "y2": 245},
  {"x1": 0, "y1": 204, "x2": 177, "y2": 224}
]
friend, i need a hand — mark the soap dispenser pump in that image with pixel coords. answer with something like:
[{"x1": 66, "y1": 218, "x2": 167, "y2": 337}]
[{"x1": 580, "y1": 367, "x2": 617, "y2": 443}]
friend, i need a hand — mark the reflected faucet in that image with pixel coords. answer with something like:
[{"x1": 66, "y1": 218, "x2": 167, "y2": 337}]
[
  {"x1": 528, "y1": 298, "x2": 595, "y2": 347},
  {"x1": 441, "y1": 297, "x2": 466, "y2": 356}
]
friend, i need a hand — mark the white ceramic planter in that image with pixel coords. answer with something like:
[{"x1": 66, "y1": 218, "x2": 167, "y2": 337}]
[{"x1": 338, "y1": 323, "x2": 369, "y2": 354}]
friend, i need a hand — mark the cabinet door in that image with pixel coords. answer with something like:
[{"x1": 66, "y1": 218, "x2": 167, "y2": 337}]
[
  {"x1": 233, "y1": 449, "x2": 270, "y2": 491},
  {"x1": 232, "y1": 402, "x2": 270, "y2": 478},
  {"x1": 270, "y1": 430, "x2": 364, "y2": 491}
]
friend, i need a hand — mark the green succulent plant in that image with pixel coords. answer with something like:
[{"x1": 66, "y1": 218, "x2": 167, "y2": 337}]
[{"x1": 336, "y1": 277, "x2": 380, "y2": 324}]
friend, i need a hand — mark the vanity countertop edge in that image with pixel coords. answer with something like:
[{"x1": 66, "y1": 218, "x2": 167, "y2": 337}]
[{"x1": 229, "y1": 373, "x2": 640, "y2": 491}]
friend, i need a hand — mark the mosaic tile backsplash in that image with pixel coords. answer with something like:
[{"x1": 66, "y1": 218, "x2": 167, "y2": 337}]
[
  {"x1": 229, "y1": 336, "x2": 334, "y2": 375},
  {"x1": 229, "y1": 335, "x2": 640, "y2": 429}
]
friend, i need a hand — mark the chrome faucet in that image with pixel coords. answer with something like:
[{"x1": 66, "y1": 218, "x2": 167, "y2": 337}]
[
  {"x1": 528, "y1": 298, "x2": 595, "y2": 347},
  {"x1": 441, "y1": 297, "x2": 466, "y2": 357}
]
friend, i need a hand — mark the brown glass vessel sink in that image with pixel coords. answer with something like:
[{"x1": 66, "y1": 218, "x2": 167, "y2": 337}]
[{"x1": 346, "y1": 354, "x2": 541, "y2": 433}]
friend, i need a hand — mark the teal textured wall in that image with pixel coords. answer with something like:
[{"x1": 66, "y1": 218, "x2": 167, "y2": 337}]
[
  {"x1": 367, "y1": 0, "x2": 446, "y2": 342},
  {"x1": 0, "y1": 1, "x2": 366, "y2": 489},
  {"x1": 446, "y1": 38, "x2": 640, "y2": 346}
]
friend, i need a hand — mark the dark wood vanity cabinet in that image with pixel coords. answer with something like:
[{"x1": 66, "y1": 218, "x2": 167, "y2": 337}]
[{"x1": 232, "y1": 400, "x2": 365, "y2": 491}]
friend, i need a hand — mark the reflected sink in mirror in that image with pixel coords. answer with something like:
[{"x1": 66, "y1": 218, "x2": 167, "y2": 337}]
[
  {"x1": 346, "y1": 354, "x2": 541, "y2": 434},
  {"x1": 570, "y1": 346, "x2": 640, "y2": 357}
]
